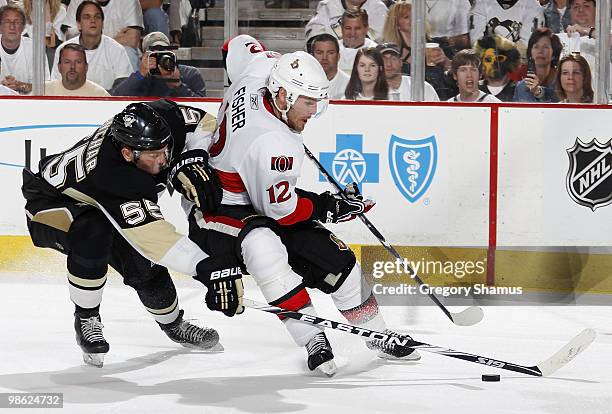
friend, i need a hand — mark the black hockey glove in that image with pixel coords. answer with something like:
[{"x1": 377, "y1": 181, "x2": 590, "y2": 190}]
[
  {"x1": 195, "y1": 254, "x2": 244, "y2": 317},
  {"x1": 167, "y1": 149, "x2": 222, "y2": 213},
  {"x1": 304, "y1": 182, "x2": 375, "y2": 224}
]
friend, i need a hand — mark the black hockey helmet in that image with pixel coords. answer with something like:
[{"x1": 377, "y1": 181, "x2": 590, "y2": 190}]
[{"x1": 111, "y1": 102, "x2": 173, "y2": 155}]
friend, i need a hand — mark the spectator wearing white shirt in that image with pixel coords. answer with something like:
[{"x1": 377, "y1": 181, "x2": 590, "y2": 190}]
[
  {"x1": 45, "y1": 43, "x2": 109, "y2": 96},
  {"x1": 426, "y1": 0, "x2": 471, "y2": 52},
  {"x1": 63, "y1": 0, "x2": 143, "y2": 70},
  {"x1": 305, "y1": 0, "x2": 388, "y2": 43},
  {"x1": 448, "y1": 49, "x2": 501, "y2": 102},
  {"x1": 309, "y1": 33, "x2": 349, "y2": 99},
  {"x1": 557, "y1": 0, "x2": 598, "y2": 86},
  {"x1": 0, "y1": 4, "x2": 51, "y2": 94},
  {"x1": 338, "y1": 10, "x2": 378, "y2": 74},
  {"x1": 51, "y1": 1, "x2": 133, "y2": 90},
  {"x1": 378, "y1": 43, "x2": 439, "y2": 101}
]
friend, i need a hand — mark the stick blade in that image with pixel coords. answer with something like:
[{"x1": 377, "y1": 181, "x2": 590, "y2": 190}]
[
  {"x1": 451, "y1": 306, "x2": 484, "y2": 326},
  {"x1": 536, "y1": 328, "x2": 596, "y2": 377}
]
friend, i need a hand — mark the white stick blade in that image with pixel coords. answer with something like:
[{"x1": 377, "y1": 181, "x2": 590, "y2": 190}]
[
  {"x1": 537, "y1": 328, "x2": 596, "y2": 377},
  {"x1": 451, "y1": 306, "x2": 484, "y2": 326}
]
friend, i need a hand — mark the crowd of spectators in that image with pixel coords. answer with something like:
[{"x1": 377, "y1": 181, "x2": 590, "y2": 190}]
[
  {"x1": 0, "y1": 0, "x2": 205, "y2": 97},
  {"x1": 305, "y1": 0, "x2": 604, "y2": 103},
  {"x1": 0, "y1": 0, "x2": 605, "y2": 103}
]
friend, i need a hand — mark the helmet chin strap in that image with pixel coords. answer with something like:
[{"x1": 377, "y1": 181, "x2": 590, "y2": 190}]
[{"x1": 271, "y1": 92, "x2": 292, "y2": 123}]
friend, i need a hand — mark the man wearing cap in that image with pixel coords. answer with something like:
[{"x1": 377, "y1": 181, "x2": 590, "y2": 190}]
[
  {"x1": 112, "y1": 31, "x2": 206, "y2": 97},
  {"x1": 379, "y1": 43, "x2": 439, "y2": 101}
]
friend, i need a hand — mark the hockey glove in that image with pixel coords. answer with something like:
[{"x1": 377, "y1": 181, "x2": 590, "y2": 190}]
[
  {"x1": 167, "y1": 149, "x2": 222, "y2": 213},
  {"x1": 195, "y1": 254, "x2": 245, "y2": 317},
  {"x1": 320, "y1": 182, "x2": 375, "y2": 223}
]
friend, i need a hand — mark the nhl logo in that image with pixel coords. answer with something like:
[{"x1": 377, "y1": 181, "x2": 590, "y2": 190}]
[
  {"x1": 291, "y1": 59, "x2": 299, "y2": 69},
  {"x1": 566, "y1": 138, "x2": 612, "y2": 211},
  {"x1": 123, "y1": 114, "x2": 136, "y2": 128}
]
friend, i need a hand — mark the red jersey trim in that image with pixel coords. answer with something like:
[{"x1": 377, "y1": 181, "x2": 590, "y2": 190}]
[
  {"x1": 277, "y1": 196, "x2": 314, "y2": 226},
  {"x1": 270, "y1": 286, "x2": 311, "y2": 320},
  {"x1": 202, "y1": 213, "x2": 246, "y2": 229},
  {"x1": 215, "y1": 169, "x2": 247, "y2": 193}
]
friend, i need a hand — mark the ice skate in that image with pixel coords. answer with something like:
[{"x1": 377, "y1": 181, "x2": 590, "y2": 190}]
[
  {"x1": 305, "y1": 332, "x2": 337, "y2": 376},
  {"x1": 366, "y1": 329, "x2": 421, "y2": 361},
  {"x1": 74, "y1": 313, "x2": 109, "y2": 368},
  {"x1": 160, "y1": 310, "x2": 222, "y2": 352}
]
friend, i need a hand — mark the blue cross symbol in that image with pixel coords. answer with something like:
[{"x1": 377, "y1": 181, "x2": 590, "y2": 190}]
[{"x1": 319, "y1": 134, "x2": 379, "y2": 191}]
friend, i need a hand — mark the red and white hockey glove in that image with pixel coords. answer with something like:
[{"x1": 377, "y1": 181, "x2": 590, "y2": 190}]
[{"x1": 328, "y1": 182, "x2": 375, "y2": 223}]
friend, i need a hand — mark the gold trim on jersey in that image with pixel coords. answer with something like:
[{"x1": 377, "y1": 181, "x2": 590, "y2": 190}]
[
  {"x1": 68, "y1": 272, "x2": 107, "y2": 288},
  {"x1": 144, "y1": 296, "x2": 178, "y2": 315},
  {"x1": 62, "y1": 188, "x2": 97, "y2": 206},
  {"x1": 123, "y1": 220, "x2": 183, "y2": 262},
  {"x1": 31, "y1": 208, "x2": 74, "y2": 232},
  {"x1": 198, "y1": 112, "x2": 218, "y2": 134},
  {"x1": 63, "y1": 187, "x2": 182, "y2": 262}
]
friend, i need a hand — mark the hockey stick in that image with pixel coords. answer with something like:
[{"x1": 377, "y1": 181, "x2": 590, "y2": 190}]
[
  {"x1": 245, "y1": 299, "x2": 596, "y2": 377},
  {"x1": 303, "y1": 144, "x2": 484, "y2": 326}
]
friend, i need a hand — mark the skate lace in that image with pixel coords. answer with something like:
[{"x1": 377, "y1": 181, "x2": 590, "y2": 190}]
[
  {"x1": 80, "y1": 316, "x2": 105, "y2": 343},
  {"x1": 306, "y1": 333, "x2": 328, "y2": 356},
  {"x1": 370, "y1": 330, "x2": 408, "y2": 353},
  {"x1": 172, "y1": 320, "x2": 208, "y2": 343}
]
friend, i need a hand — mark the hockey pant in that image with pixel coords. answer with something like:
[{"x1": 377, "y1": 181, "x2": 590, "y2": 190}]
[
  {"x1": 189, "y1": 204, "x2": 388, "y2": 346},
  {"x1": 23, "y1": 170, "x2": 180, "y2": 324}
]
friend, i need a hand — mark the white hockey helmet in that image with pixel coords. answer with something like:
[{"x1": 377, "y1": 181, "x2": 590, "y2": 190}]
[{"x1": 267, "y1": 51, "x2": 330, "y2": 111}]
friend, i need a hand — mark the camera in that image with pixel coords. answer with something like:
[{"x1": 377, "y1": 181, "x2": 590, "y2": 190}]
[{"x1": 148, "y1": 50, "x2": 177, "y2": 76}]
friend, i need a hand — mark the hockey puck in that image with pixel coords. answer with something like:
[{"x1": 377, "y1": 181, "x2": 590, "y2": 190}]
[{"x1": 481, "y1": 374, "x2": 501, "y2": 382}]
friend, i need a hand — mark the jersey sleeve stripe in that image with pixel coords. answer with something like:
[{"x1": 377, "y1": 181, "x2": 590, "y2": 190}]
[
  {"x1": 215, "y1": 169, "x2": 248, "y2": 193},
  {"x1": 277, "y1": 196, "x2": 314, "y2": 226}
]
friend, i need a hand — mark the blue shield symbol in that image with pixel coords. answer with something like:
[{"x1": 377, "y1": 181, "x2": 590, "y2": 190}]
[{"x1": 389, "y1": 135, "x2": 437, "y2": 203}]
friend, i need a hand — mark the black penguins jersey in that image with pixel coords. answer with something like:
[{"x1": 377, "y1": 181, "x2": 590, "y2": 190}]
[{"x1": 36, "y1": 101, "x2": 217, "y2": 276}]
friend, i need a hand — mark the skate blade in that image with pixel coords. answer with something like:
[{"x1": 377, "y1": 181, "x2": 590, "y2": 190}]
[
  {"x1": 83, "y1": 353, "x2": 105, "y2": 368},
  {"x1": 378, "y1": 349, "x2": 421, "y2": 362},
  {"x1": 180, "y1": 342, "x2": 224, "y2": 353},
  {"x1": 317, "y1": 360, "x2": 338, "y2": 377}
]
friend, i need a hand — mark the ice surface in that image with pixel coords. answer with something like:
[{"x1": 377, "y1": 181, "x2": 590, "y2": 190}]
[{"x1": 0, "y1": 271, "x2": 610, "y2": 414}]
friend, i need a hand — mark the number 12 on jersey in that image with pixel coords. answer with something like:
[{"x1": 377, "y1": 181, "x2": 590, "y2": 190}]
[{"x1": 267, "y1": 181, "x2": 291, "y2": 203}]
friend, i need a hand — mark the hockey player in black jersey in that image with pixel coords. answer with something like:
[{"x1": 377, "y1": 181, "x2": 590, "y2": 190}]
[{"x1": 22, "y1": 99, "x2": 244, "y2": 367}]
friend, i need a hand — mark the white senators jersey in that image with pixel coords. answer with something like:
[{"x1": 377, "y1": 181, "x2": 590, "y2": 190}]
[
  {"x1": 210, "y1": 36, "x2": 318, "y2": 226},
  {"x1": 209, "y1": 78, "x2": 311, "y2": 226}
]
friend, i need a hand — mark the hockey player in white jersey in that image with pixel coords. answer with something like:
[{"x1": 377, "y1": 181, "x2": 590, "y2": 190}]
[{"x1": 190, "y1": 35, "x2": 420, "y2": 375}]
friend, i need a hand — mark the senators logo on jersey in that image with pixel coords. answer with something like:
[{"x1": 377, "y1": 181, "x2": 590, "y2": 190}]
[{"x1": 271, "y1": 156, "x2": 294, "y2": 172}]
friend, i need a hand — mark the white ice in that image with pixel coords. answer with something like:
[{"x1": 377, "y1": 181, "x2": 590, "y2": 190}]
[{"x1": 0, "y1": 271, "x2": 610, "y2": 414}]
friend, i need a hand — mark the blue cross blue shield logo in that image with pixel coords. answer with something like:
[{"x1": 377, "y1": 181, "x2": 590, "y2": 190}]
[
  {"x1": 389, "y1": 135, "x2": 437, "y2": 203},
  {"x1": 320, "y1": 134, "x2": 379, "y2": 191}
]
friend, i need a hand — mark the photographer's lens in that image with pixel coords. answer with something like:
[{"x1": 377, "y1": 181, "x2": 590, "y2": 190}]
[{"x1": 159, "y1": 55, "x2": 176, "y2": 72}]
